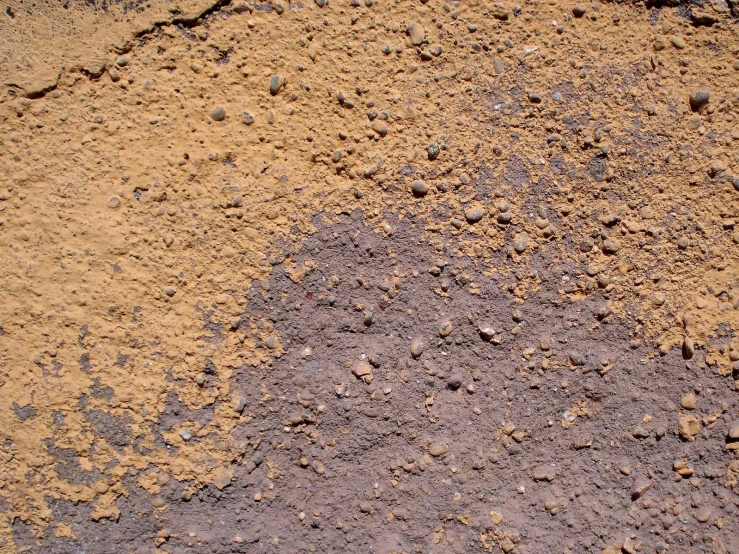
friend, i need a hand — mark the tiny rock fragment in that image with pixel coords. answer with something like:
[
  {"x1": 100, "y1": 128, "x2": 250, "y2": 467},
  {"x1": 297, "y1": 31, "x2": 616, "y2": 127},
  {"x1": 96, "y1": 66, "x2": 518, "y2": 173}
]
[
  {"x1": 352, "y1": 361, "x2": 373, "y2": 383},
  {"x1": 490, "y1": 3, "x2": 508, "y2": 20},
  {"x1": 465, "y1": 206, "x2": 485, "y2": 224},
  {"x1": 210, "y1": 106, "x2": 226, "y2": 121},
  {"x1": 631, "y1": 479, "x2": 651, "y2": 500},
  {"x1": 691, "y1": 10, "x2": 718, "y2": 26},
  {"x1": 410, "y1": 339, "x2": 424, "y2": 358},
  {"x1": 428, "y1": 442, "x2": 448, "y2": 457},
  {"x1": 673, "y1": 459, "x2": 694, "y2": 477},
  {"x1": 728, "y1": 420, "x2": 739, "y2": 440},
  {"x1": 363, "y1": 156, "x2": 384, "y2": 178},
  {"x1": 671, "y1": 36, "x2": 686, "y2": 49},
  {"x1": 411, "y1": 180, "x2": 428, "y2": 196},
  {"x1": 568, "y1": 351, "x2": 585, "y2": 366},
  {"x1": 446, "y1": 375, "x2": 462, "y2": 390},
  {"x1": 512, "y1": 232, "x2": 529, "y2": 253},
  {"x1": 307, "y1": 44, "x2": 318, "y2": 62},
  {"x1": 269, "y1": 75, "x2": 285, "y2": 95},
  {"x1": 689, "y1": 90, "x2": 710, "y2": 112},
  {"x1": 427, "y1": 143, "x2": 439, "y2": 160},
  {"x1": 478, "y1": 325, "x2": 495, "y2": 340},
  {"x1": 580, "y1": 237, "x2": 594, "y2": 252},
  {"x1": 680, "y1": 393, "x2": 697, "y2": 410},
  {"x1": 631, "y1": 426, "x2": 649, "y2": 439},
  {"x1": 371, "y1": 120, "x2": 388, "y2": 137},
  {"x1": 406, "y1": 23, "x2": 424, "y2": 46},
  {"x1": 678, "y1": 413, "x2": 701, "y2": 440},
  {"x1": 602, "y1": 239, "x2": 620, "y2": 254},
  {"x1": 438, "y1": 320, "x2": 453, "y2": 337}
]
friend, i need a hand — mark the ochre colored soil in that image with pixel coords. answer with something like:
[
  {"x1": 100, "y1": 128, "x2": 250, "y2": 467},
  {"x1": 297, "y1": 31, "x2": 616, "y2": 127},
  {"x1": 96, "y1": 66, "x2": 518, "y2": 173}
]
[{"x1": 1, "y1": 1, "x2": 738, "y2": 552}]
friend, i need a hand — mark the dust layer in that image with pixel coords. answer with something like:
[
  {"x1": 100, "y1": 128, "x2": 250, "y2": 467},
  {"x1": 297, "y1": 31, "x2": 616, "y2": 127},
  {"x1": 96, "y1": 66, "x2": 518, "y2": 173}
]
[{"x1": 13, "y1": 211, "x2": 739, "y2": 553}]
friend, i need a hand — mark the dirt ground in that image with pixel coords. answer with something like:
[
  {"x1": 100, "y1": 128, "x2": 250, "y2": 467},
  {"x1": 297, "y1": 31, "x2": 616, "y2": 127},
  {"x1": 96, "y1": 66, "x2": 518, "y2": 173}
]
[{"x1": 1, "y1": 0, "x2": 739, "y2": 553}]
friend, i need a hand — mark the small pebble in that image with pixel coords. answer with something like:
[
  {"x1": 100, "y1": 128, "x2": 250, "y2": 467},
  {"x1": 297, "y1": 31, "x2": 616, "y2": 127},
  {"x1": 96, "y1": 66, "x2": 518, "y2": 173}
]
[
  {"x1": 410, "y1": 339, "x2": 424, "y2": 358},
  {"x1": 602, "y1": 239, "x2": 620, "y2": 254},
  {"x1": 631, "y1": 480, "x2": 651, "y2": 500},
  {"x1": 478, "y1": 325, "x2": 495, "y2": 340},
  {"x1": 682, "y1": 337, "x2": 694, "y2": 360},
  {"x1": 689, "y1": 90, "x2": 710, "y2": 111},
  {"x1": 427, "y1": 143, "x2": 440, "y2": 160},
  {"x1": 406, "y1": 23, "x2": 424, "y2": 46},
  {"x1": 671, "y1": 36, "x2": 686, "y2": 49},
  {"x1": 411, "y1": 180, "x2": 428, "y2": 196},
  {"x1": 270, "y1": 75, "x2": 284, "y2": 96},
  {"x1": 210, "y1": 106, "x2": 226, "y2": 121},
  {"x1": 568, "y1": 352, "x2": 584, "y2": 366},
  {"x1": 428, "y1": 442, "x2": 448, "y2": 457},
  {"x1": 371, "y1": 121, "x2": 388, "y2": 137},
  {"x1": 512, "y1": 233, "x2": 529, "y2": 253},
  {"x1": 680, "y1": 393, "x2": 697, "y2": 410},
  {"x1": 465, "y1": 206, "x2": 485, "y2": 224}
]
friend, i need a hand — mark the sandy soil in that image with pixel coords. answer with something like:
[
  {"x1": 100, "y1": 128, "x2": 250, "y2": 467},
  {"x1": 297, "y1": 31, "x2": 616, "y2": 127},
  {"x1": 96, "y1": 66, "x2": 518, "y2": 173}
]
[{"x1": 1, "y1": 0, "x2": 738, "y2": 552}]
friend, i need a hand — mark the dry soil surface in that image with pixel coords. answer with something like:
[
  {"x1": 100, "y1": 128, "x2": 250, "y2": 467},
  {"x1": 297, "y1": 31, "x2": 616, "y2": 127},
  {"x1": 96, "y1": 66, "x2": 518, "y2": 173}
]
[{"x1": 1, "y1": 0, "x2": 739, "y2": 553}]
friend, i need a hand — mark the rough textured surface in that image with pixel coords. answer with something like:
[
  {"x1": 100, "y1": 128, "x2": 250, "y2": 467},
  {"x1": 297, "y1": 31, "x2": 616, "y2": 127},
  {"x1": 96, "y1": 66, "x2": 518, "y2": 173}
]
[
  {"x1": 1, "y1": 0, "x2": 220, "y2": 95},
  {"x1": 1, "y1": 0, "x2": 739, "y2": 552},
  {"x1": 12, "y1": 211, "x2": 739, "y2": 553}
]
